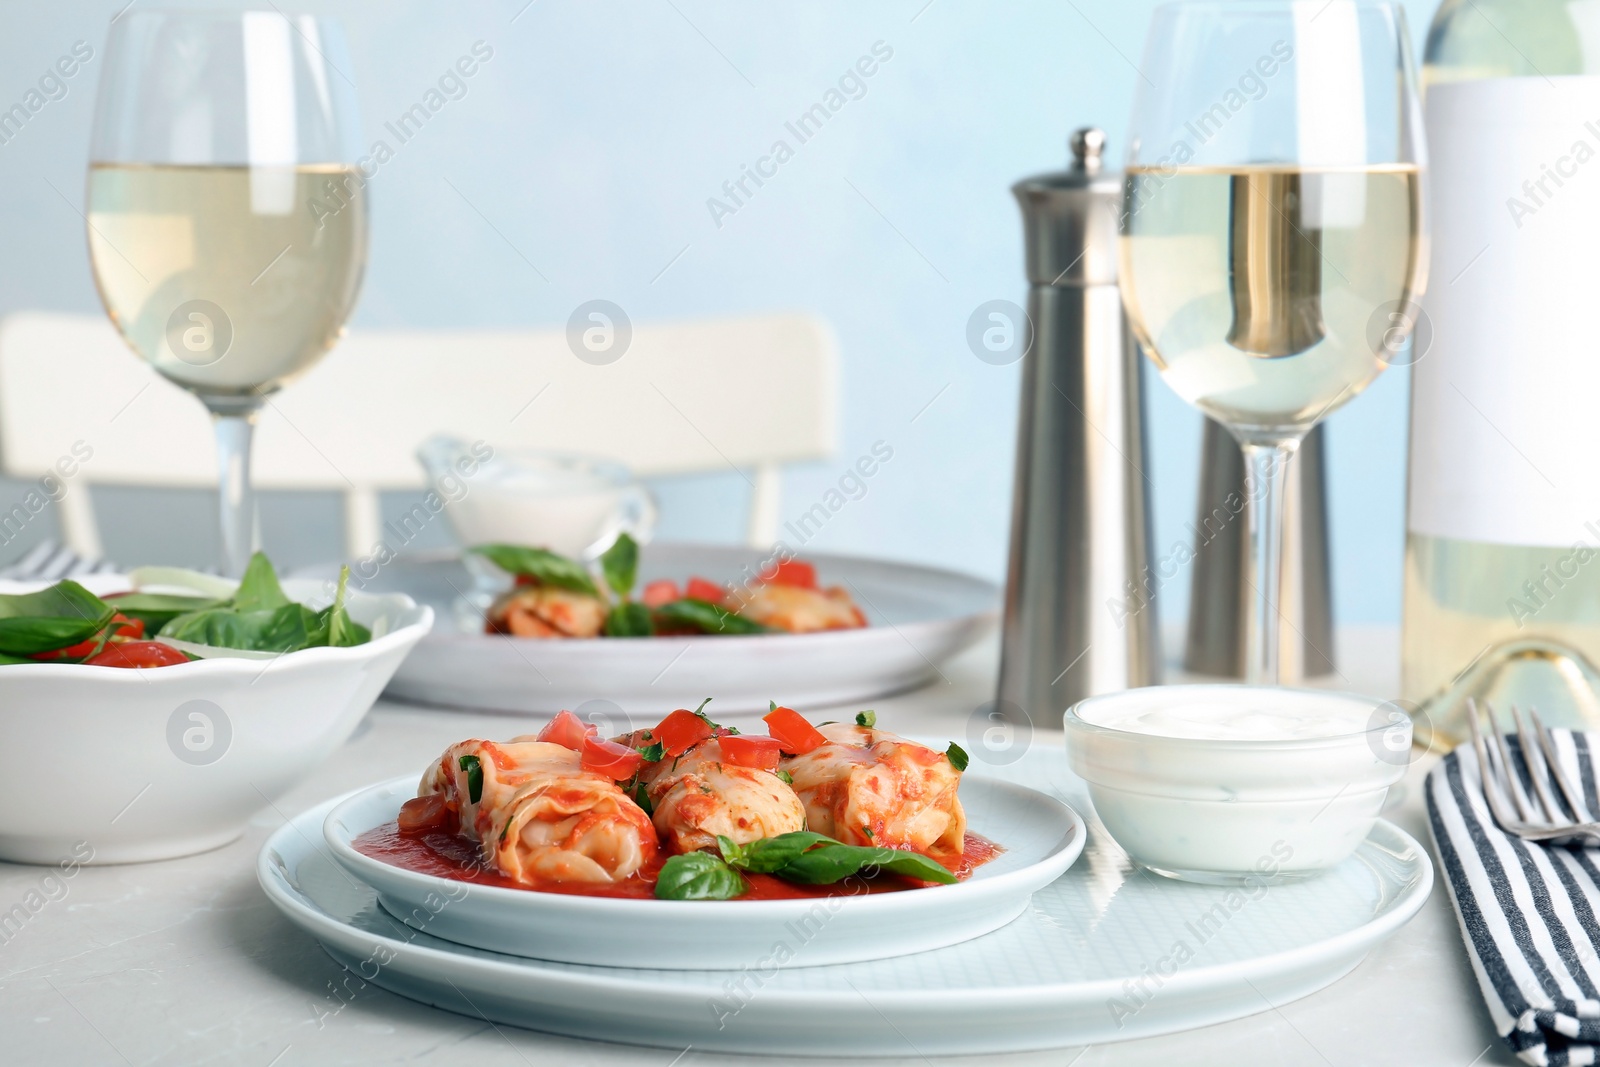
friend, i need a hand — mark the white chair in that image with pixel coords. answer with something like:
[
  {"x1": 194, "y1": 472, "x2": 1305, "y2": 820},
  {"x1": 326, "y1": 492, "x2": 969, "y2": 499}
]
[{"x1": 0, "y1": 311, "x2": 837, "y2": 560}]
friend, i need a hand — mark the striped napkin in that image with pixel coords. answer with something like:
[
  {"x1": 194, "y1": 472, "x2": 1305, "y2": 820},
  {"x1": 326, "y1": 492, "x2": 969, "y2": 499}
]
[
  {"x1": 1427, "y1": 730, "x2": 1600, "y2": 1067},
  {"x1": 0, "y1": 540, "x2": 117, "y2": 581}
]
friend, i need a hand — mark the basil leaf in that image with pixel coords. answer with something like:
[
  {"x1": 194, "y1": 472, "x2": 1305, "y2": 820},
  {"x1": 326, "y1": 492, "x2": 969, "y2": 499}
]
[
  {"x1": 0, "y1": 650, "x2": 37, "y2": 665},
  {"x1": 635, "y1": 740, "x2": 665, "y2": 762},
  {"x1": 775, "y1": 841, "x2": 957, "y2": 886},
  {"x1": 604, "y1": 601, "x2": 654, "y2": 637},
  {"x1": 161, "y1": 603, "x2": 324, "y2": 653},
  {"x1": 459, "y1": 754, "x2": 484, "y2": 804},
  {"x1": 470, "y1": 544, "x2": 598, "y2": 596},
  {"x1": 654, "y1": 851, "x2": 747, "y2": 900},
  {"x1": 232, "y1": 552, "x2": 291, "y2": 613},
  {"x1": 946, "y1": 742, "x2": 969, "y2": 772},
  {"x1": 102, "y1": 592, "x2": 223, "y2": 631},
  {"x1": 598, "y1": 532, "x2": 639, "y2": 599},
  {"x1": 731, "y1": 831, "x2": 833, "y2": 874},
  {"x1": 714, "y1": 835, "x2": 748, "y2": 868},
  {"x1": 653, "y1": 599, "x2": 771, "y2": 635},
  {"x1": 855, "y1": 710, "x2": 877, "y2": 728},
  {"x1": 0, "y1": 581, "x2": 115, "y2": 655},
  {"x1": 318, "y1": 566, "x2": 370, "y2": 647}
]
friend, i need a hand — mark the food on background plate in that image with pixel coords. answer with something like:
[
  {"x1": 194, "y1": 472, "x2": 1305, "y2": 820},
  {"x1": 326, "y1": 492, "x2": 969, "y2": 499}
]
[
  {"x1": 0, "y1": 552, "x2": 369, "y2": 668},
  {"x1": 475, "y1": 535, "x2": 866, "y2": 639},
  {"x1": 362, "y1": 702, "x2": 993, "y2": 901}
]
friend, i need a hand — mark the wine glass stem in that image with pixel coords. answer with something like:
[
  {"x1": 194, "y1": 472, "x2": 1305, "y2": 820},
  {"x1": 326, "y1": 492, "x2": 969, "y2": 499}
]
[
  {"x1": 212, "y1": 412, "x2": 259, "y2": 577},
  {"x1": 1240, "y1": 440, "x2": 1296, "y2": 685}
]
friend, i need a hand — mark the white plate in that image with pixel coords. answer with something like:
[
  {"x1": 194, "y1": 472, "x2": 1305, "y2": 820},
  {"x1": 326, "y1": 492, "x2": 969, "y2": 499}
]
[
  {"x1": 321, "y1": 774, "x2": 1084, "y2": 969},
  {"x1": 341, "y1": 544, "x2": 997, "y2": 716},
  {"x1": 257, "y1": 749, "x2": 1433, "y2": 1056}
]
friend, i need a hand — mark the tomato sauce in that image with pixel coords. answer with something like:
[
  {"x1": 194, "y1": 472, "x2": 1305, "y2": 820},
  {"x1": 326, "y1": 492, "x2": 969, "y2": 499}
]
[{"x1": 352, "y1": 822, "x2": 1003, "y2": 901}]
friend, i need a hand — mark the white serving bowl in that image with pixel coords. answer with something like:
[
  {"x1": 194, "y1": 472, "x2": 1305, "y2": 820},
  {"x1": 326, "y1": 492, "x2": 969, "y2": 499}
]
[
  {"x1": 1064, "y1": 685, "x2": 1409, "y2": 884},
  {"x1": 0, "y1": 576, "x2": 432, "y2": 865}
]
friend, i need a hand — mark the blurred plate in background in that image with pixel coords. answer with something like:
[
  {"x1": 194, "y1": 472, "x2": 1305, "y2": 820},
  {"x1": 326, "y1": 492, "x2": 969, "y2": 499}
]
[{"x1": 311, "y1": 543, "x2": 998, "y2": 717}]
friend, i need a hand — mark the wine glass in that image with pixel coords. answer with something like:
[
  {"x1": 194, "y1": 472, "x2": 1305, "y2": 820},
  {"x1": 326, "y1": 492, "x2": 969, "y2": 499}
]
[
  {"x1": 1120, "y1": 0, "x2": 1427, "y2": 683},
  {"x1": 87, "y1": 10, "x2": 368, "y2": 575}
]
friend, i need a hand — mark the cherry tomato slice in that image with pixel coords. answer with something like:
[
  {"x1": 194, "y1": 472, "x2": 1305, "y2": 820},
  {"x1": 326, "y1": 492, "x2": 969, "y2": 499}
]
[
  {"x1": 717, "y1": 734, "x2": 782, "y2": 771},
  {"x1": 580, "y1": 735, "x2": 644, "y2": 779},
  {"x1": 536, "y1": 709, "x2": 596, "y2": 751},
  {"x1": 762, "y1": 559, "x2": 817, "y2": 589},
  {"x1": 84, "y1": 641, "x2": 189, "y2": 668},
  {"x1": 641, "y1": 580, "x2": 681, "y2": 608},
  {"x1": 685, "y1": 577, "x2": 726, "y2": 603},
  {"x1": 653, "y1": 708, "x2": 715, "y2": 756},
  {"x1": 762, "y1": 705, "x2": 827, "y2": 754},
  {"x1": 30, "y1": 614, "x2": 146, "y2": 661},
  {"x1": 398, "y1": 794, "x2": 452, "y2": 833}
]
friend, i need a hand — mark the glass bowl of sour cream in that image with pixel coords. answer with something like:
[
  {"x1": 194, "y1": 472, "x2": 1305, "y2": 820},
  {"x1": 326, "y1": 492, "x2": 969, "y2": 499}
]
[{"x1": 1064, "y1": 685, "x2": 1410, "y2": 885}]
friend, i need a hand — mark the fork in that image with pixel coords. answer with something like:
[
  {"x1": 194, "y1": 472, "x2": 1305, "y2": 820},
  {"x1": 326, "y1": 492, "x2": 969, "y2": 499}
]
[{"x1": 1467, "y1": 697, "x2": 1600, "y2": 845}]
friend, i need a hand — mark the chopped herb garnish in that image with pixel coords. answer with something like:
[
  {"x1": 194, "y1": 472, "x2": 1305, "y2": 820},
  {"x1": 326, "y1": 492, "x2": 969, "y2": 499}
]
[
  {"x1": 458, "y1": 754, "x2": 484, "y2": 804},
  {"x1": 632, "y1": 780, "x2": 654, "y2": 816},
  {"x1": 855, "y1": 710, "x2": 877, "y2": 728},
  {"x1": 635, "y1": 741, "x2": 666, "y2": 762},
  {"x1": 776, "y1": 769, "x2": 794, "y2": 785},
  {"x1": 862, "y1": 826, "x2": 875, "y2": 840},
  {"x1": 945, "y1": 742, "x2": 969, "y2": 772}
]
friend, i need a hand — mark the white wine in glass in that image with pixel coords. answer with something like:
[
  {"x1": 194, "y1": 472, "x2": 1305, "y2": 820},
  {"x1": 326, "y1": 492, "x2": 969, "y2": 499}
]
[
  {"x1": 87, "y1": 12, "x2": 368, "y2": 575},
  {"x1": 88, "y1": 163, "x2": 366, "y2": 399},
  {"x1": 1119, "y1": 1, "x2": 1428, "y2": 683},
  {"x1": 1122, "y1": 164, "x2": 1423, "y2": 435}
]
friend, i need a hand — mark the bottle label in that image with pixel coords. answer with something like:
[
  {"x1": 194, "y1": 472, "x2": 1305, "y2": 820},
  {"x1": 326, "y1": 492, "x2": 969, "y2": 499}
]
[{"x1": 1410, "y1": 76, "x2": 1600, "y2": 547}]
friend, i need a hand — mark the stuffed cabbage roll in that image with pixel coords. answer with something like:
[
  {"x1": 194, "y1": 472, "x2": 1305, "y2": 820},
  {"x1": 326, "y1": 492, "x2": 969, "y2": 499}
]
[
  {"x1": 731, "y1": 583, "x2": 866, "y2": 633},
  {"x1": 416, "y1": 738, "x2": 657, "y2": 884},
  {"x1": 485, "y1": 585, "x2": 607, "y2": 638},
  {"x1": 619, "y1": 731, "x2": 805, "y2": 853},
  {"x1": 780, "y1": 723, "x2": 966, "y2": 854}
]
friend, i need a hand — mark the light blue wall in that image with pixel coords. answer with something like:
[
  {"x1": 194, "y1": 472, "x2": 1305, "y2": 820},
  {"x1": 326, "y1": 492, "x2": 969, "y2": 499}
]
[{"x1": 0, "y1": 0, "x2": 1440, "y2": 627}]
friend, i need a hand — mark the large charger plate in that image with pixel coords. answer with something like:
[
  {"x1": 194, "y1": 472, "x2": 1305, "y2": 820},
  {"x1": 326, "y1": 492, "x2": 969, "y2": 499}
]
[
  {"x1": 350, "y1": 544, "x2": 998, "y2": 716},
  {"x1": 258, "y1": 747, "x2": 1433, "y2": 1056},
  {"x1": 321, "y1": 773, "x2": 1084, "y2": 969}
]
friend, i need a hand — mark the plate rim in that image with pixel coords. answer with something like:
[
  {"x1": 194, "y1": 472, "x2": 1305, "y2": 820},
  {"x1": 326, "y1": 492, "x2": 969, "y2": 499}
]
[
  {"x1": 321, "y1": 773, "x2": 1084, "y2": 918},
  {"x1": 261, "y1": 792, "x2": 1432, "y2": 1009}
]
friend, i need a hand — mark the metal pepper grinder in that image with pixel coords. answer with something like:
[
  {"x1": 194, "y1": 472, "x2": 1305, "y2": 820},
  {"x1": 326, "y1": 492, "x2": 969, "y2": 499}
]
[{"x1": 997, "y1": 128, "x2": 1160, "y2": 724}]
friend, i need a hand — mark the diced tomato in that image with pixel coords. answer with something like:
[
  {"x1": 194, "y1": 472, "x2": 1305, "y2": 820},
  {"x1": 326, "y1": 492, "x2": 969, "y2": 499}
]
[
  {"x1": 84, "y1": 641, "x2": 189, "y2": 668},
  {"x1": 717, "y1": 734, "x2": 782, "y2": 771},
  {"x1": 654, "y1": 708, "x2": 714, "y2": 756},
  {"x1": 397, "y1": 794, "x2": 452, "y2": 833},
  {"x1": 536, "y1": 709, "x2": 596, "y2": 751},
  {"x1": 685, "y1": 577, "x2": 726, "y2": 603},
  {"x1": 762, "y1": 705, "x2": 827, "y2": 754},
  {"x1": 30, "y1": 614, "x2": 145, "y2": 662},
  {"x1": 640, "y1": 580, "x2": 681, "y2": 608},
  {"x1": 580, "y1": 735, "x2": 644, "y2": 779},
  {"x1": 514, "y1": 574, "x2": 540, "y2": 587},
  {"x1": 761, "y1": 559, "x2": 817, "y2": 589}
]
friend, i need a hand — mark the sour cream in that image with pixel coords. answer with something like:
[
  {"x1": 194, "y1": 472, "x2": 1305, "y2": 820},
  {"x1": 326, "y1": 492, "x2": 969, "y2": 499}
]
[
  {"x1": 1065, "y1": 686, "x2": 1408, "y2": 884},
  {"x1": 1077, "y1": 694, "x2": 1375, "y2": 742}
]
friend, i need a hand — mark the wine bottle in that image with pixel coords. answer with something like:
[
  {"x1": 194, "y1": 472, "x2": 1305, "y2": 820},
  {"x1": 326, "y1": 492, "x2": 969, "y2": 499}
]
[{"x1": 1403, "y1": 0, "x2": 1600, "y2": 723}]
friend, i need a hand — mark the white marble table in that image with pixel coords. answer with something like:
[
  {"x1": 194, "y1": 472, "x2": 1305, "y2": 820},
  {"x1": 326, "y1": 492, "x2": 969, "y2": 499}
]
[{"x1": 0, "y1": 629, "x2": 1515, "y2": 1066}]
